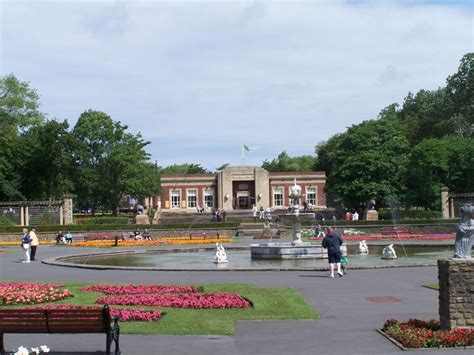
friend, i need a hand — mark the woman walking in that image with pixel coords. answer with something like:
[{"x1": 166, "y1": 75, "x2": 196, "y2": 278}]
[{"x1": 21, "y1": 228, "x2": 31, "y2": 263}]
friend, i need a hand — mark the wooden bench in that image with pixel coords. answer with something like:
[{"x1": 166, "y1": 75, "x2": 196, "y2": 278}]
[
  {"x1": 189, "y1": 231, "x2": 220, "y2": 240},
  {"x1": 381, "y1": 226, "x2": 411, "y2": 235},
  {"x1": 0, "y1": 305, "x2": 120, "y2": 355}
]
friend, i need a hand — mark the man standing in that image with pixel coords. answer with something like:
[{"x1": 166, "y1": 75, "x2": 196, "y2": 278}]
[
  {"x1": 29, "y1": 227, "x2": 39, "y2": 261},
  {"x1": 322, "y1": 227, "x2": 344, "y2": 278}
]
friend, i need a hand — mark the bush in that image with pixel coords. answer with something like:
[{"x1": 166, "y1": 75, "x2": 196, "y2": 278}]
[
  {"x1": 76, "y1": 217, "x2": 130, "y2": 225},
  {"x1": 378, "y1": 209, "x2": 442, "y2": 220},
  {"x1": 0, "y1": 217, "x2": 14, "y2": 226}
]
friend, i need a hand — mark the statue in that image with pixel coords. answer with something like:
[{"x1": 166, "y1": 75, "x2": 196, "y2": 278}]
[
  {"x1": 289, "y1": 178, "x2": 302, "y2": 214},
  {"x1": 453, "y1": 204, "x2": 473, "y2": 259},
  {"x1": 358, "y1": 240, "x2": 369, "y2": 254},
  {"x1": 382, "y1": 244, "x2": 397, "y2": 259},
  {"x1": 263, "y1": 207, "x2": 272, "y2": 228},
  {"x1": 213, "y1": 243, "x2": 228, "y2": 264},
  {"x1": 368, "y1": 199, "x2": 376, "y2": 210}
]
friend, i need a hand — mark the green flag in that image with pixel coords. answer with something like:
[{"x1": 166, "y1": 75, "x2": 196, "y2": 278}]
[{"x1": 243, "y1": 144, "x2": 251, "y2": 152}]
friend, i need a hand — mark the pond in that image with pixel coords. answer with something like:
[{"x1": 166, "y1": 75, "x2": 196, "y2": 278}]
[{"x1": 65, "y1": 244, "x2": 454, "y2": 270}]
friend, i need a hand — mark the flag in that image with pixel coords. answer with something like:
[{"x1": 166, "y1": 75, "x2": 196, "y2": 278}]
[{"x1": 243, "y1": 144, "x2": 251, "y2": 152}]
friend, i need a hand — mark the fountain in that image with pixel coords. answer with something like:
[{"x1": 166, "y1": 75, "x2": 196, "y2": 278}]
[{"x1": 251, "y1": 178, "x2": 347, "y2": 259}]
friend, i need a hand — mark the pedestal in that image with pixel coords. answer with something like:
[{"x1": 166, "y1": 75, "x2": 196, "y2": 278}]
[
  {"x1": 365, "y1": 209, "x2": 378, "y2": 221},
  {"x1": 438, "y1": 258, "x2": 474, "y2": 329},
  {"x1": 135, "y1": 214, "x2": 150, "y2": 225}
]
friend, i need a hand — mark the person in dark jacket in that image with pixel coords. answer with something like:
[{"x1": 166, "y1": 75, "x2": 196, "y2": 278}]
[{"x1": 322, "y1": 227, "x2": 344, "y2": 278}]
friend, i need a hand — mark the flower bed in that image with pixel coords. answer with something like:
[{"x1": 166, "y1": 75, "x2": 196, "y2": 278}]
[
  {"x1": 19, "y1": 305, "x2": 163, "y2": 322},
  {"x1": 0, "y1": 283, "x2": 72, "y2": 305},
  {"x1": 309, "y1": 233, "x2": 455, "y2": 241},
  {"x1": 72, "y1": 238, "x2": 231, "y2": 247},
  {"x1": 81, "y1": 284, "x2": 201, "y2": 295},
  {"x1": 96, "y1": 292, "x2": 252, "y2": 309},
  {"x1": 382, "y1": 318, "x2": 474, "y2": 348}
]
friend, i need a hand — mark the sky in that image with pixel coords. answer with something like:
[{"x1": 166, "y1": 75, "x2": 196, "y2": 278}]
[{"x1": 1, "y1": 0, "x2": 473, "y2": 170}]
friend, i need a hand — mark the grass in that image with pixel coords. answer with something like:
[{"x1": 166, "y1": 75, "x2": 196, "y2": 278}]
[
  {"x1": 423, "y1": 283, "x2": 439, "y2": 290},
  {"x1": 2, "y1": 282, "x2": 318, "y2": 335}
]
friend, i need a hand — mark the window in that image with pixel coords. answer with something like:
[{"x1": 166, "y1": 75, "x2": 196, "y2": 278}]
[
  {"x1": 204, "y1": 188, "x2": 214, "y2": 208},
  {"x1": 187, "y1": 189, "x2": 197, "y2": 208},
  {"x1": 273, "y1": 187, "x2": 283, "y2": 207},
  {"x1": 306, "y1": 187, "x2": 317, "y2": 206},
  {"x1": 171, "y1": 189, "x2": 181, "y2": 209}
]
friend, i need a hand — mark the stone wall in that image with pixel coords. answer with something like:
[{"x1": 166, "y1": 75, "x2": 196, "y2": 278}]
[{"x1": 438, "y1": 258, "x2": 474, "y2": 329}]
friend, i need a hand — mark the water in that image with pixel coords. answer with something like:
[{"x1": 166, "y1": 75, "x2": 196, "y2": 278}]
[{"x1": 66, "y1": 245, "x2": 454, "y2": 270}]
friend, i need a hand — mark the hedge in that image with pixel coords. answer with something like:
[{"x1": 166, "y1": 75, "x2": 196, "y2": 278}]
[
  {"x1": 378, "y1": 209, "x2": 443, "y2": 220},
  {"x1": 76, "y1": 217, "x2": 131, "y2": 225}
]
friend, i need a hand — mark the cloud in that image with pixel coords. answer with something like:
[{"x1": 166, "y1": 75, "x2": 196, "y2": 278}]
[{"x1": 1, "y1": 0, "x2": 472, "y2": 169}]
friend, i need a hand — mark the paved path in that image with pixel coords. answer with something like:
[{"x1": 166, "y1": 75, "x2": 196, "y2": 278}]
[{"x1": 0, "y1": 246, "x2": 469, "y2": 355}]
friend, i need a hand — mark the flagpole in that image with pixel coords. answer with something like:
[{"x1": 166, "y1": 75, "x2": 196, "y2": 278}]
[{"x1": 241, "y1": 144, "x2": 245, "y2": 164}]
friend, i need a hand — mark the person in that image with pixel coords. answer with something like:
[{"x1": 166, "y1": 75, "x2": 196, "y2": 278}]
[
  {"x1": 21, "y1": 228, "x2": 31, "y2": 263},
  {"x1": 303, "y1": 201, "x2": 309, "y2": 212},
  {"x1": 315, "y1": 225, "x2": 325, "y2": 238},
  {"x1": 252, "y1": 205, "x2": 258, "y2": 222},
  {"x1": 345, "y1": 211, "x2": 351, "y2": 221},
  {"x1": 322, "y1": 227, "x2": 344, "y2": 278},
  {"x1": 56, "y1": 230, "x2": 64, "y2": 244},
  {"x1": 259, "y1": 206, "x2": 264, "y2": 220},
  {"x1": 29, "y1": 227, "x2": 39, "y2": 261},
  {"x1": 352, "y1": 211, "x2": 359, "y2": 221},
  {"x1": 65, "y1": 231, "x2": 73, "y2": 244},
  {"x1": 221, "y1": 210, "x2": 227, "y2": 222},
  {"x1": 142, "y1": 229, "x2": 153, "y2": 241}
]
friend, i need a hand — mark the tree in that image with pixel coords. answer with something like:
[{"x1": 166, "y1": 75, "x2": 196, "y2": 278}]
[
  {"x1": 19, "y1": 120, "x2": 74, "y2": 200},
  {"x1": 316, "y1": 118, "x2": 410, "y2": 209},
  {"x1": 405, "y1": 137, "x2": 474, "y2": 209},
  {"x1": 71, "y1": 110, "x2": 150, "y2": 214},
  {"x1": 262, "y1": 151, "x2": 316, "y2": 172},
  {"x1": 160, "y1": 164, "x2": 209, "y2": 174},
  {"x1": 0, "y1": 74, "x2": 44, "y2": 200}
]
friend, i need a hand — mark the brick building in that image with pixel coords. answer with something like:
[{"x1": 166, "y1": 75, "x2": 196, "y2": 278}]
[{"x1": 157, "y1": 166, "x2": 326, "y2": 212}]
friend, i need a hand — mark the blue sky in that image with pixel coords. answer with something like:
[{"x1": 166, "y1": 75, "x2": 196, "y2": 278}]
[{"x1": 1, "y1": 0, "x2": 473, "y2": 170}]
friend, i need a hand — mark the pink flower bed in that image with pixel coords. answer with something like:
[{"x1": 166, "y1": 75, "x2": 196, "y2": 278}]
[
  {"x1": 81, "y1": 284, "x2": 201, "y2": 295},
  {"x1": 96, "y1": 292, "x2": 252, "y2": 309},
  {"x1": 0, "y1": 283, "x2": 72, "y2": 305},
  {"x1": 309, "y1": 234, "x2": 455, "y2": 241},
  {"x1": 19, "y1": 305, "x2": 163, "y2": 322}
]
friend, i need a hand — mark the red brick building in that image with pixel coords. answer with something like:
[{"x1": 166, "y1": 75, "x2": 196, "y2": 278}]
[{"x1": 158, "y1": 166, "x2": 326, "y2": 212}]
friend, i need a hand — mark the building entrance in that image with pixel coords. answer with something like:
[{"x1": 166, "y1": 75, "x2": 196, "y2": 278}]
[{"x1": 232, "y1": 181, "x2": 255, "y2": 210}]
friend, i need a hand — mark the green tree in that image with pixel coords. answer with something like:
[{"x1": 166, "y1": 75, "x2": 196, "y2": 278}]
[
  {"x1": 71, "y1": 110, "x2": 150, "y2": 214},
  {"x1": 0, "y1": 74, "x2": 43, "y2": 199},
  {"x1": 19, "y1": 120, "x2": 74, "y2": 200},
  {"x1": 316, "y1": 118, "x2": 410, "y2": 209},
  {"x1": 405, "y1": 137, "x2": 474, "y2": 209},
  {"x1": 262, "y1": 151, "x2": 316, "y2": 172},
  {"x1": 160, "y1": 163, "x2": 209, "y2": 174}
]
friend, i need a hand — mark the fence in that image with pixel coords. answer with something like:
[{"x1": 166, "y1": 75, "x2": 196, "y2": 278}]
[{"x1": 0, "y1": 198, "x2": 73, "y2": 226}]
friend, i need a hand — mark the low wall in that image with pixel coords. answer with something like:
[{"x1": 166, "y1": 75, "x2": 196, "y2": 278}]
[{"x1": 438, "y1": 258, "x2": 474, "y2": 329}]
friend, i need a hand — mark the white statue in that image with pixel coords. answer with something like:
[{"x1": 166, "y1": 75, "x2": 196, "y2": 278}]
[
  {"x1": 358, "y1": 240, "x2": 369, "y2": 254},
  {"x1": 290, "y1": 178, "x2": 302, "y2": 197},
  {"x1": 382, "y1": 244, "x2": 397, "y2": 259},
  {"x1": 213, "y1": 243, "x2": 228, "y2": 264}
]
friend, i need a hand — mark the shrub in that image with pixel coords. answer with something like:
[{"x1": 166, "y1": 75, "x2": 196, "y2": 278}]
[
  {"x1": 76, "y1": 217, "x2": 130, "y2": 225},
  {"x1": 378, "y1": 209, "x2": 442, "y2": 220},
  {"x1": 0, "y1": 217, "x2": 14, "y2": 226}
]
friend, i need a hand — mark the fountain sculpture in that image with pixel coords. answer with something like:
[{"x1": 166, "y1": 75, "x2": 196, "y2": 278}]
[
  {"x1": 382, "y1": 244, "x2": 397, "y2": 259},
  {"x1": 251, "y1": 179, "x2": 347, "y2": 259},
  {"x1": 214, "y1": 243, "x2": 228, "y2": 264},
  {"x1": 359, "y1": 240, "x2": 369, "y2": 254}
]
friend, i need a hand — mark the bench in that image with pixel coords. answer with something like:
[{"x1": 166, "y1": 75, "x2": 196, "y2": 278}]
[
  {"x1": 0, "y1": 305, "x2": 120, "y2": 355},
  {"x1": 189, "y1": 231, "x2": 220, "y2": 240},
  {"x1": 381, "y1": 226, "x2": 411, "y2": 235}
]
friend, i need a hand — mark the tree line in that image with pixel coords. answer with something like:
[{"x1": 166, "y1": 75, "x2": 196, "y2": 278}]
[
  {"x1": 0, "y1": 76, "x2": 160, "y2": 213},
  {"x1": 264, "y1": 53, "x2": 474, "y2": 211}
]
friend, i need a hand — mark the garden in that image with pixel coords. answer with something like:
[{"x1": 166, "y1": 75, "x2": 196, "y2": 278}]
[{"x1": 0, "y1": 281, "x2": 318, "y2": 335}]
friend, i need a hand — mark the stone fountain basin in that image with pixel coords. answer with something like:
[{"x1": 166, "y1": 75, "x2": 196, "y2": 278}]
[{"x1": 250, "y1": 242, "x2": 348, "y2": 260}]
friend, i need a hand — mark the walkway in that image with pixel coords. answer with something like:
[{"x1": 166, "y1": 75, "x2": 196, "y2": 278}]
[{"x1": 0, "y1": 246, "x2": 469, "y2": 355}]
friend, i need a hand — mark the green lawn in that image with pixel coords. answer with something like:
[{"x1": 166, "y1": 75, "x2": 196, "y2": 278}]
[{"x1": 4, "y1": 282, "x2": 318, "y2": 335}]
